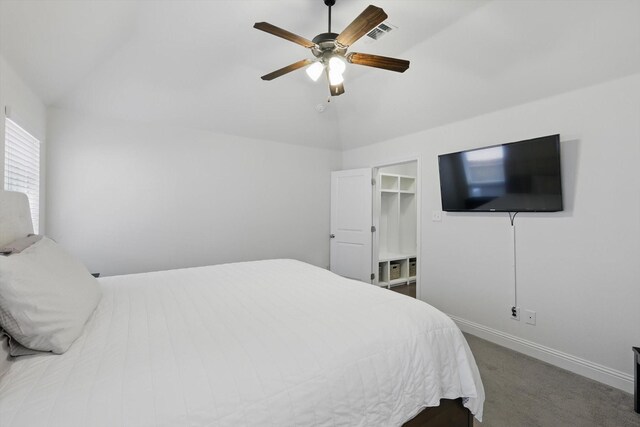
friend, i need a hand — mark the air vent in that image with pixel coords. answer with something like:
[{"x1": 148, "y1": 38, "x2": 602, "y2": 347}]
[{"x1": 366, "y1": 22, "x2": 397, "y2": 41}]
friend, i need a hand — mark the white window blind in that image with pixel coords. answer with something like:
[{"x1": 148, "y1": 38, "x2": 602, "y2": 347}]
[{"x1": 4, "y1": 118, "x2": 40, "y2": 233}]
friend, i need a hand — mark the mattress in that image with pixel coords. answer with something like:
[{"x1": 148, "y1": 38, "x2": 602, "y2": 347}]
[{"x1": 0, "y1": 259, "x2": 484, "y2": 426}]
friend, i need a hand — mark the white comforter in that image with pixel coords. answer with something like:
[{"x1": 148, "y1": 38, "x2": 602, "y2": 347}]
[{"x1": 0, "y1": 259, "x2": 484, "y2": 426}]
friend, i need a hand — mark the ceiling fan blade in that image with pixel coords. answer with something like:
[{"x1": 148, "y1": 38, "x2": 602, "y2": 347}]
[
  {"x1": 329, "y1": 82, "x2": 345, "y2": 96},
  {"x1": 261, "y1": 59, "x2": 313, "y2": 81},
  {"x1": 253, "y1": 22, "x2": 316, "y2": 49},
  {"x1": 335, "y1": 5, "x2": 387, "y2": 47},
  {"x1": 347, "y1": 52, "x2": 410, "y2": 73}
]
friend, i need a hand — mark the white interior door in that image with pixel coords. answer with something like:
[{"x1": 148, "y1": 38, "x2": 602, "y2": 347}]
[{"x1": 330, "y1": 168, "x2": 372, "y2": 282}]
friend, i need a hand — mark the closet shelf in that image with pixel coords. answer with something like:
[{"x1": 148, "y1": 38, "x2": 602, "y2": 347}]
[
  {"x1": 376, "y1": 172, "x2": 417, "y2": 288},
  {"x1": 379, "y1": 252, "x2": 416, "y2": 262}
]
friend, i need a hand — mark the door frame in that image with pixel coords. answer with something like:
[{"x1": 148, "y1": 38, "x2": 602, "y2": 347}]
[{"x1": 371, "y1": 155, "x2": 422, "y2": 300}]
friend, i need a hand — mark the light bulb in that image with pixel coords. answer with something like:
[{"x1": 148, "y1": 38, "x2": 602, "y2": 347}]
[
  {"x1": 306, "y1": 62, "x2": 323, "y2": 81},
  {"x1": 328, "y1": 69, "x2": 344, "y2": 85},
  {"x1": 328, "y1": 56, "x2": 346, "y2": 74}
]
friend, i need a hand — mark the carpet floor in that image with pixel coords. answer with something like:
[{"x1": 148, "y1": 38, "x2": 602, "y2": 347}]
[
  {"x1": 465, "y1": 333, "x2": 639, "y2": 427},
  {"x1": 387, "y1": 284, "x2": 638, "y2": 426}
]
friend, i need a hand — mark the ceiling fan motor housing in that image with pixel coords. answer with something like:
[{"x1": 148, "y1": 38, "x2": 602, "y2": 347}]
[{"x1": 311, "y1": 32, "x2": 347, "y2": 59}]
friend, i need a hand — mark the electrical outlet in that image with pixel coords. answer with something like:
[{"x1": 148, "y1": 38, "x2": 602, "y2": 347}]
[
  {"x1": 432, "y1": 211, "x2": 442, "y2": 222},
  {"x1": 510, "y1": 306, "x2": 520, "y2": 320},
  {"x1": 525, "y1": 310, "x2": 536, "y2": 325}
]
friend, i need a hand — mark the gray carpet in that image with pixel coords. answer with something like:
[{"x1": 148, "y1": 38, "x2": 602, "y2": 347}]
[{"x1": 465, "y1": 333, "x2": 640, "y2": 427}]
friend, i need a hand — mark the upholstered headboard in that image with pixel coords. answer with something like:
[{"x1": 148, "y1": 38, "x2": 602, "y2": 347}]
[
  {"x1": 0, "y1": 191, "x2": 34, "y2": 247},
  {"x1": 0, "y1": 191, "x2": 34, "y2": 375}
]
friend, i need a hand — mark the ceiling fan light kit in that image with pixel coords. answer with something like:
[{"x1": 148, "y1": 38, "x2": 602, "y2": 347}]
[
  {"x1": 254, "y1": 0, "x2": 410, "y2": 97},
  {"x1": 306, "y1": 61, "x2": 324, "y2": 81}
]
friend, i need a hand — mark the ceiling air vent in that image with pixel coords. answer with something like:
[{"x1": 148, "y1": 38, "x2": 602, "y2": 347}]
[{"x1": 366, "y1": 22, "x2": 397, "y2": 41}]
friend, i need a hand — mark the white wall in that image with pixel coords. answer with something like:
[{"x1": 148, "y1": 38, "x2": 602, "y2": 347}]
[
  {"x1": 0, "y1": 55, "x2": 47, "y2": 231},
  {"x1": 46, "y1": 108, "x2": 341, "y2": 276},
  {"x1": 343, "y1": 74, "x2": 640, "y2": 392}
]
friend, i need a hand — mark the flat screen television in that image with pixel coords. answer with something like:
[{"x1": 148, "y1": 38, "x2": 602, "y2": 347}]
[{"x1": 438, "y1": 134, "x2": 563, "y2": 212}]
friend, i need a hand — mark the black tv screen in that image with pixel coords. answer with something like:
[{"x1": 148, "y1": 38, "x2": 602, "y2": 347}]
[{"x1": 438, "y1": 134, "x2": 563, "y2": 212}]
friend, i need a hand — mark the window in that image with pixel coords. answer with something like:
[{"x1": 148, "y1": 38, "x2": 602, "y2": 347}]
[{"x1": 4, "y1": 118, "x2": 41, "y2": 233}]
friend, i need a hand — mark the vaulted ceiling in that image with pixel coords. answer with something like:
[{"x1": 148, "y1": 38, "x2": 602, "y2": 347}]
[{"x1": 1, "y1": 0, "x2": 638, "y2": 150}]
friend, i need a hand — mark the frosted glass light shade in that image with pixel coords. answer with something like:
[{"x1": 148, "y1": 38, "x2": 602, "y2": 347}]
[
  {"x1": 306, "y1": 62, "x2": 324, "y2": 81},
  {"x1": 328, "y1": 69, "x2": 344, "y2": 85},
  {"x1": 328, "y1": 56, "x2": 346, "y2": 74}
]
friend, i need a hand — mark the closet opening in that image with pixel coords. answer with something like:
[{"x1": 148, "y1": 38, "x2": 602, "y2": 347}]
[{"x1": 373, "y1": 159, "x2": 420, "y2": 299}]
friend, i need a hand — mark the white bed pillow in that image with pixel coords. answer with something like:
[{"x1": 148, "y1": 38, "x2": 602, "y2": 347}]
[
  {"x1": 0, "y1": 335, "x2": 11, "y2": 376},
  {"x1": 0, "y1": 328, "x2": 44, "y2": 356},
  {"x1": 0, "y1": 237, "x2": 102, "y2": 354},
  {"x1": 0, "y1": 234, "x2": 42, "y2": 255}
]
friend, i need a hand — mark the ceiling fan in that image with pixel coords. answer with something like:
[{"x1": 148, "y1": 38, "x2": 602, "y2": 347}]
[{"x1": 254, "y1": 0, "x2": 410, "y2": 96}]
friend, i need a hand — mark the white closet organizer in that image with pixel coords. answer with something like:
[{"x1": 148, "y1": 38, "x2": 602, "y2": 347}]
[{"x1": 376, "y1": 173, "x2": 417, "y2": 288}]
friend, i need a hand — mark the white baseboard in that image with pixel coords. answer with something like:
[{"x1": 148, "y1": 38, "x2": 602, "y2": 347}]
[{"x1": 449, "y1": 314, "x2": 635, "y2": 394}]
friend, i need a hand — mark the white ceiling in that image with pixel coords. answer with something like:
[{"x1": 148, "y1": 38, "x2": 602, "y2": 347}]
[{"x1": 1, "y1": 0, "x2": 638, "y2": 150}]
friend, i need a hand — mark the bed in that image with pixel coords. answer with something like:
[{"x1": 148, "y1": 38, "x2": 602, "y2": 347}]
[{"x1": 0, "y1": 191, "x2": 484, "y2": 426}]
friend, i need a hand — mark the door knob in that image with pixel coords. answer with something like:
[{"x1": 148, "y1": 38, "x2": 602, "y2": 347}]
[{"x1": 330, "y1": 234, "x2": 335, "y2": 238}]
